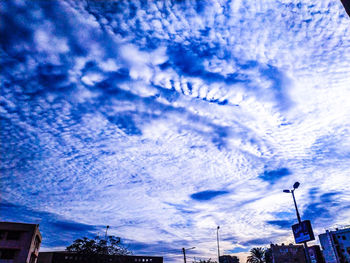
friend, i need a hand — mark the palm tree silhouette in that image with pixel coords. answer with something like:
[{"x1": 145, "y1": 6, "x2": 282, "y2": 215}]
[{"x1": 246, "y1": 247, "x2": 265, "y2": 263}]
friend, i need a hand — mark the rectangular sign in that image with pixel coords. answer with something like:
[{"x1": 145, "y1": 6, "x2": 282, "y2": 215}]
[{"x1": 292, "y1": 220, "x2": 315, "y2": 243}]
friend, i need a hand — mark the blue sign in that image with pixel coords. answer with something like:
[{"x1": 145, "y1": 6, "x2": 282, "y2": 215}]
[{"x1": 292, "y1": 220, "x2": 315, "y2": 243}]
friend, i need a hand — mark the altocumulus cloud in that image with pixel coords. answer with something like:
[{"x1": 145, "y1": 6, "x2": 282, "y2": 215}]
[{"x1": 1, "y1": 0, "x2": 350, "y2": 262}]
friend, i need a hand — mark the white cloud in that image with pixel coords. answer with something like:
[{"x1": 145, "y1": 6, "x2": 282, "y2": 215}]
[{"x1": 1, "y1": 0, "x2": 350, "y2": 262}]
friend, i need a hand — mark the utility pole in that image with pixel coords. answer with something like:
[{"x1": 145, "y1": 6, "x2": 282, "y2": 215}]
[
  {"x1": 291, "y1": 189, "x2": 310, "y2": 263},
  {"x1": 284, "y1": 182, "x2": 311, "y2": 263},
  {"x1": 182, "y1": 247, "x2": 195, "y2": 263},
  {"x1": 105, "y1": 225, "x2": 109, "y2": 240},
  {"x1": 217, "y1": 226, "x2": 220, "y2": 263}
]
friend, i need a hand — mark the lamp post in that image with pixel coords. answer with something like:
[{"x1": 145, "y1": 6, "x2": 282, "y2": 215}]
[
  {"x1": 283, "y1": 182, "x2": 310, "y2": 263},
  {"x1": 182, "y1": 247, "x2": 196, "y2": 263},
  {"x1": 105, "y1": 225, "x2": 110, "y2": 240},
  {"x1": 216, "y1": 226, "x2": 220, "y2": 263}
]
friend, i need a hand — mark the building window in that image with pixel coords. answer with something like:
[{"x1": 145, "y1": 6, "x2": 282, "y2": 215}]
[
  {"x1": 0, "y1": 231, "x2": 6, "y2": 240},
  {"x1": 342, "y1": 236, "x2": 346, "y2": 240},
  {"x1": 6, "y1": 231, "x2": 21, "y2": 240},
  {"x1": 0, "y1": 249, "x2": 17, "y2": 260}
]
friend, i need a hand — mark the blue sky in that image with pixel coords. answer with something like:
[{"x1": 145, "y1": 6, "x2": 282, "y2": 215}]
[{"x1": 1, "y1": 0, "x2": 350, "y2": 262}]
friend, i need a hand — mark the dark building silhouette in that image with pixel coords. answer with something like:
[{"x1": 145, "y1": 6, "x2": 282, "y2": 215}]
[
  {"x1": 319, "y1": 227, "x2": 350, "y2": 263},
  {"x1": 38, "y1": 252, "x2": 163, "y2": 263},
  {"x1": 219, "y1": 255, "x2": 239, "y2": 263},
  {"x1": 308, "y1": 245, "x2": 325, "y2": 263},
  {"x1": 270, "y1": 243, "x2": 306, "y2": 263},
  {"x1": 270, "y1": 243, "x2": 325, "y2": 263},
  {"x1": 340, "y1": 0, "x2": 350, "y2": 17},
  {"x1": 0, "y1": 222, "x2": 42, "y2": 263}
]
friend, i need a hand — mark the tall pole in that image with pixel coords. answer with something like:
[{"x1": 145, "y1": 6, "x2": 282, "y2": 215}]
[
  {"x1": 290, "y1": 190, "x2": 310, "y2": 263},
  {"x1": 217, "y1": 226, "x2": 220, "y2": 263},
  {"x1": 291, "y1": 190, "x2": 301, "y2": 223},
  {"x1": 182, "y1": 247, "x2": 195, "y2": 263},
  {"x1": 182, "y1": 248, "x2": 186, "y2": 263},
  {"x1": 105, "y1": 225, "x2": 109, "y2": 240}
]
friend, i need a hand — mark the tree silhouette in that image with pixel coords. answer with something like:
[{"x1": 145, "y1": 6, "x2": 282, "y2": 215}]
[
  {"x1": 246, "y1": 247, "x2": 265, "y2": 263},
  {"x1": 195, "y1": 259, "x2": 217, "y2": 263},
  {"x1": 66, "y1": 235, "x2": 132, "y2": 256},
  {"x1": 264, "y1": 248, "x2": 272, "y2": 263}
]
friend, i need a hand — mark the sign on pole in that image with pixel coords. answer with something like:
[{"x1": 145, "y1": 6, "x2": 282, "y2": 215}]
[{"x1": 292, "y1": 220, "x2": 315, "y2": 243}]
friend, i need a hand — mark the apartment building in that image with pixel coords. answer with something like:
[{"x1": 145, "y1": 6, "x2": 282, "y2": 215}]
[{"x1": 0, "y1": 222, "x2": 42, "y2": 263}]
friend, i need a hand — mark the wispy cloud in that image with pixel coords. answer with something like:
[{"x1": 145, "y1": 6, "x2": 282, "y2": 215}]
[{"x1": 1, "y1": 0, "x2": 350, "y2": 262}]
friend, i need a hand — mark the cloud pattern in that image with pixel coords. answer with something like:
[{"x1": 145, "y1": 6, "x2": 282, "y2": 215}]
[{"x1": 1, "y1": 0, "x2": 350, "y2": 262}]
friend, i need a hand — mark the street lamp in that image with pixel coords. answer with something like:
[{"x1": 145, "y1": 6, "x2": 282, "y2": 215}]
[
  {"x1": 182, "y1": 247, "x2": 196, "y2": 263},
  {"x1": 105, "y1": 225, "x2": 110, "y2": 240},
  {"x1": 283, "y1": 182, "x2": 301, "y2": 222},
  {"x1": 283, "y1": 182, "x2": 310, "y2": 263},
  {"x1": 216, "y1": 226, "x2": 220, "y2": 263}
]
